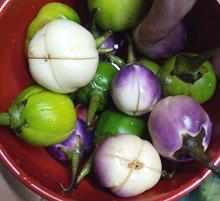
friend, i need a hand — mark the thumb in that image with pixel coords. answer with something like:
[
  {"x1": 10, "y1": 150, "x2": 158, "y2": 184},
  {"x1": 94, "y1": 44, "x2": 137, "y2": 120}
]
[
  {"x1": 212, "y1": 49, "x2": 220, "y2": 77},
  {"x1": 133, "y1": 0, "x2": 197, "y2": 58}
]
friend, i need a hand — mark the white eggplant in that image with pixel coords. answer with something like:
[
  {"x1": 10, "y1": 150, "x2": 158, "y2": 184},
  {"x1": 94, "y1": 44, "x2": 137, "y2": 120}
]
[
  {"x1": 28, "y1": 19, "x2": 99, "y2": 93},
  {"x1": 111, "y1": 64, "x2": 161, "y2": 116},
  {"x1": 94, "y1": 134, "x2": 162, "y2": 198}
]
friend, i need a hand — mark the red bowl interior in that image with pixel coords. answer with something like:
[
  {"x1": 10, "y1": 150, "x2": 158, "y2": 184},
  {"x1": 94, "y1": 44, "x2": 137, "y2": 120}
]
[{"x1": 0, "y1": 0, "x2": 220, "y2": 201}]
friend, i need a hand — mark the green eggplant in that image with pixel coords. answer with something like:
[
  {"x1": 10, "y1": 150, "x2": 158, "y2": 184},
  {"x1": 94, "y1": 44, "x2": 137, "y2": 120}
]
[
  {"x1": 25, "y1": 2, "x2": 80, "y2": 48},
  {"x1": 76, "y1": 61, "x2": 118, "y2": 126},
  {"x1": 75, "y1": 109, "x2": 146, "y2": 185},
  {"x1": 87, "y1": 0, "x2": 147, "y2": 32},
  {"x1": 0, "y1": 85, "x2": 76, "y2": 146},
  {"x1": 139, "y1": 58, "x2": 161, "y2": 76},
  {"x1": 159, "y1": 52, "x2": 217, "y2": 103},
  {"x1": 94, "y1": 109, "x2": 146, "y2": 140}
]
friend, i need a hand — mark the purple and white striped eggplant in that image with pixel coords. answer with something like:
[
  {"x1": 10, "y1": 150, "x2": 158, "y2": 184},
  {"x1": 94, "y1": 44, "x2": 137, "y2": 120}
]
[
  {"x1": 111, "y1": 64, "x2": 161, "y2": 116},
  {"x1": 47, "y1": 118, "x2": 94, "y2": 191},
  {"x1": 148, "y1": 95, "x2": 220, "y2": 177},
  {"x1": 94, "y1": 134, "x2": 162, "y2": 198}
]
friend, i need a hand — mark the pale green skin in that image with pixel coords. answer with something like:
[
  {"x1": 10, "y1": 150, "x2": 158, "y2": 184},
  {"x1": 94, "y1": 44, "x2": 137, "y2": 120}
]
[
  {"x1": 139, "y1": 58, "x2": 160, "y2": 76},
  {"x1": 87, "y1": 0, "x2": 147, "y2": 31},
  {"x1": 159, "y1": 55, "x2": 217, "y2": 103},
  {"x1": 10, "y1": 85, "x2": 76, "y2": 146},
  {"x1": 25, "y1": 2, "x2": 80, "y2": 48}
]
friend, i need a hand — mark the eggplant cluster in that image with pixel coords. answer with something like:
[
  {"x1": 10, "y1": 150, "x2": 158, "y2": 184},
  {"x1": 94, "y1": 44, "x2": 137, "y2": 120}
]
[{"x1": 0, "y1": 1, "x2": 219, "y2": 199}]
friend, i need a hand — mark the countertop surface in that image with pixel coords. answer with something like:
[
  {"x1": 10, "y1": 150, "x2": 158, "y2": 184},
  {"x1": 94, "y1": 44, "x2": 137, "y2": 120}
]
[{"x1": 0, "y1": 163, "x2": 45, "y2": 201}]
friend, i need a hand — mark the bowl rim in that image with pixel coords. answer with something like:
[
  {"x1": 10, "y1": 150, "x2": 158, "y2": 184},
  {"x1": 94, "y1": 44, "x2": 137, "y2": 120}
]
[
  {"x1": 0, "y1": 142, "x2": 71, "y2": 201},
  {"x1": 1, "y1": 0, "x2": 220, "y2": 200},
  {"x1": 1, "y1": 140, "x2": 220, "y2": 201},
  {"x1": 0, "y1": 0, "x2": 13, "y2": 18}
]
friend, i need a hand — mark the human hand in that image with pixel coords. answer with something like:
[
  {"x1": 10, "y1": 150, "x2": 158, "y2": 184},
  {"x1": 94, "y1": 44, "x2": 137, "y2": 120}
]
[{"x1": 133, "y1": 0, "x2": 197, "y2": 59}]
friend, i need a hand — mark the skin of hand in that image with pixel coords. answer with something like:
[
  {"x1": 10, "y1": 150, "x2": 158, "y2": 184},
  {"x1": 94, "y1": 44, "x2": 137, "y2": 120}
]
[
  {"x1": 133, "y1": 0, "x2": 220, "y2": 78},
  {"x1": 212, "y1": 49, "x2": 220, "y2": 76},
  {"x1": 133, "y1": 0, "x2": 197, "y2": 56}
]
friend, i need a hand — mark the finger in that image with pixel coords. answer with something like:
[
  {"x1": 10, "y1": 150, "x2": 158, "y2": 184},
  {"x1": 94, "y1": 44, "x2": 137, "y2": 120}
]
[
  {"x1": 134, "y1": 0, "x2": 197, "y2": 46},
  {"x1": 212, "y1": 49, "x2": 220, "y2": 77}
]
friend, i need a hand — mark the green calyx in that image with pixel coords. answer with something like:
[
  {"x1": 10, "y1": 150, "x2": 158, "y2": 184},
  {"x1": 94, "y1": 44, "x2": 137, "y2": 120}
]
[
  {"x1": 95, "y1": 30, "x2": 117, "y2": 56},
  {"x1": 87, "y1": 94, "x2": 103, "y2": 126},
  {"x1": 60, "y1": 136, "x2": 83, "y2": 191},
  {"x1": 104, "y1": 54, "x2": 126, "y2": 69},
  {"x1": 8, "y1": 101, "x2": 27, "y2": 131},
  {"x1": 174, "y1": 129, "x2": 220, "y2": 177},
  {"x1": 174, "y1": 128, "x2": 206, "y2": 161},
  {"x1": 76, "y1": 150, "x2": 94, "y2": 185},
  {"x1": 171, "y1": 54, "x2": 208, "y2": 84},
  {"x1": 95, "y1": 30, "x2": 113, "y2": 48},
  {"x1": 90, "y1": 9, "x2": 125, "y2": 68},
  {"x1": 172, "y1": 49, "x2": 218, "y2": 84},
  {"x1": 76, "y1": 61, "x2": 117, "y2": 126},
  {"x1": 8, "y1": 85, "x2": 46, "y2": 129},
  {"x1": 159, "y1": 53, "x2": 217, "y2": 103}
]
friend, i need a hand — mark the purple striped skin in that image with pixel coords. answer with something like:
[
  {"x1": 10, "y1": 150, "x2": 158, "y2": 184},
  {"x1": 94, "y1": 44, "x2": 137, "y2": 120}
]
[
  {"x1": 100, "y1": 36, "x2": 119, "y2": 55},
  {"x1": 148, "y1": 95, "x2": 212, "y2": 161},
  {"x1": 140, "y1": 22, "x2": 186, "y2": 59},
  {"x1": 99, "y1": 35, "x2": 121, "y2": 62},
  {"x1": 111, "y1": 63, "x2": 161, "y2": 116},
  {"x1": 47, "y1": 118, "x2": 94, "y2": 161}
]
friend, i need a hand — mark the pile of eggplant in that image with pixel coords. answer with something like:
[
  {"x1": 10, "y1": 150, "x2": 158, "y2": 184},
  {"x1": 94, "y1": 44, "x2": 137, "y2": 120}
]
[{"x1": 0, "y1": 1, "x2": 219, "y2": 198}]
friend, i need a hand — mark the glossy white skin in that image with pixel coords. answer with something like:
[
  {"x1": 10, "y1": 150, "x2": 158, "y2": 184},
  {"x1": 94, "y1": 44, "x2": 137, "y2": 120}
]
[
  {"x1": 28, "y1": 19, "x2": 99, "y2": 93},
  {"x1": 94, "y1": 134, "x2": 162, "y2": 198}
]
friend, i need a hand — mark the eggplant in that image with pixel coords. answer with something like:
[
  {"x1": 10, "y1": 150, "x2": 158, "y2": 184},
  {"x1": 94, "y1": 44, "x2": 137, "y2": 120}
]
[
  {"x1": 47, "y1": 118, "x2": 94, "y2": 191},
  {"x1": 93, "y1": 134, "x2": 162, "y2": 197},
  {"x1": 110, "y1": 36, "x2": 161, "y2": 116},
  {"x1": 148, "y1": 95, "x2": 220, "y2": 177},
  {"x1": 111, "y1": 63, "x2": 161, "y2": 116}
]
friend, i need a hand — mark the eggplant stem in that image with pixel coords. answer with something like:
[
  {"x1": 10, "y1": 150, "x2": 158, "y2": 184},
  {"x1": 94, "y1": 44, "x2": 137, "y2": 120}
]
[
  {"x1": 60, "y1": 136, "x2": 83, "y2": 192},
  {"x1": 0, "y1": 113, "x2": 10, "y2": 125},
  {"x1": 174, "y1": 130, "x2": 220, "y2": 178},
  {"x1": 104, "y1": 54, "x2": 126, "y2": 68},
  {"x1": 76, "y1": 150, "x2": 95, "y2": 184},
  {"x1": 90, "y1": 8, "x2": 100, "y2": 38},
  {"x1": 174, "y1": 47, "x2": 220, "y2": 78},
  {"x1": 76, "y1": 137, "x2": 106, "y2": 184},
  {"x1": 188, "y1": 48, "x2": 220, "y2": 70},
  {"x1": 87, "y1": 94, "x2": 102, "y2": 126},
  {"x1": 127, "y1": 35, "x2": 137, "y2": 64},
  {"x1": 98, "y1": 47, "x2": 114, "y2": 55},
  {"x1": 187, "y1": 146, "x2": 220, "y2": 177},
  {"x1": 96, "y1": 30, "x2": 113, "y2": 49}
]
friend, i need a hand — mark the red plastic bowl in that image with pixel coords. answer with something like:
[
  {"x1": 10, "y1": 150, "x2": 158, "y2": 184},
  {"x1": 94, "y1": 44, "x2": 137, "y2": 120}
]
[{"x1": 0, "y1": 0, "x2": 220, "y2": 201}]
